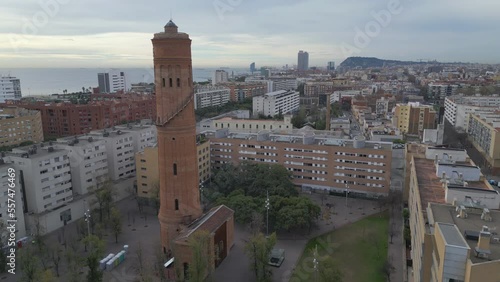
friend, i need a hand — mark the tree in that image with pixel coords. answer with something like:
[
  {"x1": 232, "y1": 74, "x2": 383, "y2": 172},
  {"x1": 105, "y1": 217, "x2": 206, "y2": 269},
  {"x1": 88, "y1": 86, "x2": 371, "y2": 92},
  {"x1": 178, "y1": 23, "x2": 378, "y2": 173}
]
[
  {"x1": 65, "y1": 243, "x2": 83, "y2": 282},
  {"x1": 83, "y1": 235, "x2": 105, "y2": 282},
  {"x1": 0, "y1": 220, "x2": 8, "y2": 273},
  {"x1": 18, "y1": 246, "x2": 40, "y2": 282},
  {"x1": 318, "y1": 256, "x2": 343, "y2": 282},
  {"x1": 151, "y1": 181, "x2": 161, "y2": 215},
  {"x1": 136, "y1": 243, "x2": 154, "y2": 282},
  {"x1": 273, "y1": 196, "x2": 321, "y2": 232},
  {"x1": 291, "y1": 107, "x2": 307, "y2": 128},
  {"x1": 48, "y1": 243, "x2": 63, "y2": 277},
  {"x1": 31, "y1": 216, "x2": 46, "y2": 253},
  {"x1": 39, "y1": 269, "x2": 56, "y2": 282},
  {"x1": 381, "y1": 259, "x2": 395, "y2": 282},
  {"x1": 244, "y1": 232, "x2": 276, "y2": 282},
  {"x1": 188, "y1": 230, "x2": 213, "y2": 282},
  {"x1": 93, "y1": 181, "x2": 115, "y2": 222},
  {"x1": 110, "y1": 207, "x2": 122, "y2": 243},
  {"x1": 154, "y1": 244, "x2": 168, "y2": 282}
]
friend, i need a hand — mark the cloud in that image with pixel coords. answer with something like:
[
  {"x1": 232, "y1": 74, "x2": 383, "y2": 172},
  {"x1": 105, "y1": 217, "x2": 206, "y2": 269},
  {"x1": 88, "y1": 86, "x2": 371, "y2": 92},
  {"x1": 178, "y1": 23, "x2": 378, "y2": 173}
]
[{"x1": 0, "y1": 0, "x2": 499, "y2": 67}]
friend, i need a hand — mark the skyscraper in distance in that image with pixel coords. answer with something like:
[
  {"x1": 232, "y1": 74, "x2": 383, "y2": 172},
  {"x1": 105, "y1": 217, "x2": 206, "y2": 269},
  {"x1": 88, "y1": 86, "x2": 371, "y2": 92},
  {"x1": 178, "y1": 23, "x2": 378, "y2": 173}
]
[
  {"x1": 297, "y1": 50, "x2": 309, "y2": 71},
  {"x1": 250, "y1": 62, "x2": 256, "y2": 73},
  {"x1": 327, "y1": 61, "x2": 335, "y2": 71}
]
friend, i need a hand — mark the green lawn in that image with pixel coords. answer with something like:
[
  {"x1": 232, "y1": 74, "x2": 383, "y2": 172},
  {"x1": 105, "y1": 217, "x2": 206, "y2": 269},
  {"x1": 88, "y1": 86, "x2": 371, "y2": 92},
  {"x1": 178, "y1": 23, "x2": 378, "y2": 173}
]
[{"x1": 290, "y1": 212, "x2": 389, "y2": 282}]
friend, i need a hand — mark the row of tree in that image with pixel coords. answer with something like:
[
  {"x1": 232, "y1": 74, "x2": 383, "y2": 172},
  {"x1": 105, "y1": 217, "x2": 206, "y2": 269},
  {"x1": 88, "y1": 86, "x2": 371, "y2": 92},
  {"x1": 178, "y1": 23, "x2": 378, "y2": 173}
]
[
  {"x1": 208, "y1": 162, "x2": 321, "y2": 233},
  {"x1": 7, "y1": 181, "x2": 124, "y2": 281}
]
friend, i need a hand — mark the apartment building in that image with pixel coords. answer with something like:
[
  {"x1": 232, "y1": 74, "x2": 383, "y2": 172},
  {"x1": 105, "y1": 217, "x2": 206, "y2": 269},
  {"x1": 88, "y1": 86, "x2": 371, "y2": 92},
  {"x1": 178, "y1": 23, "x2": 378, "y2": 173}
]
[
  {"x1": 194, "y1": 86, "x2": 231, "y2": 109},
  {"x1": 0, "y1": 159, "x2": 26, "y2": 238},
  {"x1": 212, "y1": 115, "x2": 293, "y2": 134},
  {"x1": 135, "y1": 138, "x2": 211, "y2": 198},
  {"x1": 10, "y1": 95, "x2": 155, "y2": 139},
  {"x1": 304, "y1": 80, "x2": 350, "y2": 97},
  {"x1": 427, "y1": 83, "x2": 461, "y2": 101},
  {"x1": 90, "y1": 128, "x2": 136, "y2": 181},
  {"x1": 252, "y1": 90, "x2": 299, "y2": 117},
  {"x1": 269, "y1": 78, "x2": 298, "y2": 92},
  {"x1": 466, "y1": 113, "x2": 500, "y2": 174},
  {"x1": 209, "y1": 130, "x2": 392, "y2": 197},
  {"x1": 7, "y1": 145, "x2": 73, "y2": 214},
  {"x1": 55, "y1": 136, "x2": 108, "y2": 195},
  {"x1": 0, "y1": 106, "x2": 43, "y2": 148},
  {"x1": 406, "y1": 144, "x2": 500, "y2": 282},
  {"x1": 376, "y1": 97, "x2": 396, "y2": 115},
  {"x1": 444, "y1": 95, "x2": 500, "y2": 130},
  {"x1": 115, "y1": 122, "x2": 157, "y2": 152},
  {"x1": 394, "y1": 103, "x2": 437, "y2": 136},
  {"x1": 135, "y1": 145, "x2": 159, "y2": 198},
  {"x1": 98, "y1": 71, "x2": 126, "y2": 93},
  {"x1": 0, "y1": 76, "x2": 21, "y2": 103},
  {"x1": 212, "y1": 70, "x2": 229, "y2": 85},
  {"x1": 219, "y1": 82, "x2": 267, "y2": 102}
]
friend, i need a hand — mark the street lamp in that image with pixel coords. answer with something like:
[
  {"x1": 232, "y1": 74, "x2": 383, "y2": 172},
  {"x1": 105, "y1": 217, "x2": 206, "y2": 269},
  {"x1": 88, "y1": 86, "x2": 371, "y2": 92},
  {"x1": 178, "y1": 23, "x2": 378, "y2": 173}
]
[
  {"x1": 344, "y1": 185, "x2": 350, "y2": 208},
  {"x1": 265, "y1": 190, "x2": 270, "y2": 237},
  {"x1": 84, "y1": 209, "x2": 91, "y2": 236},
  {"x1": 313, "y1": 244, "x2": 319, "y2": 282}
]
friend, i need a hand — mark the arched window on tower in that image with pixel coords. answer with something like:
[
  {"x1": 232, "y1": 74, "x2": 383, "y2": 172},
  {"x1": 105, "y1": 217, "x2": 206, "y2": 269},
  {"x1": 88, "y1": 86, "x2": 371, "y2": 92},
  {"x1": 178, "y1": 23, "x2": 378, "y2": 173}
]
[
  {"x1": 177, "y1": 78, "x2": 181, "y2": 87},
  {"x1": 173, "y1": 163, "x2": 177, "y2": 175},
  {"x1": 175, "y1": 199, "x2": 179, "y2": 210},
  {"x1": 162, "y1": 78, "x2": 165, "y2": 87},
  {"x1": 169, "y1": 78, "x2": 173, "y2": 87}
]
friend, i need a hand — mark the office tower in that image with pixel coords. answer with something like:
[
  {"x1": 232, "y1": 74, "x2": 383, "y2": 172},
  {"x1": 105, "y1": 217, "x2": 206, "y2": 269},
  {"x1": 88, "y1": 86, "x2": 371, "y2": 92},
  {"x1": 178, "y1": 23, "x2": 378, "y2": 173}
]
[
  {"x1": 297, "y1": 50, "x2": 309, "y2": 71},
  {"x1": 97, "y1": 71, "x2": 126, "y2": 93},
  {"x1": 327, "y1": 61, "x2": 335, "y2": 71},
  {"x1": 250, "y1": 62, "x2": 256, "y2": 73}
]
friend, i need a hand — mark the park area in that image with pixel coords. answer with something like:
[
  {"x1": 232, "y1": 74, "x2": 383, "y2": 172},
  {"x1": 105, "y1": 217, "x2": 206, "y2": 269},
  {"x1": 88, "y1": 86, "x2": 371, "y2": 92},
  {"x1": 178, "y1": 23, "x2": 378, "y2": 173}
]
[{"x1": 290, "y1": 212, "x2": 389, "y2": 282}]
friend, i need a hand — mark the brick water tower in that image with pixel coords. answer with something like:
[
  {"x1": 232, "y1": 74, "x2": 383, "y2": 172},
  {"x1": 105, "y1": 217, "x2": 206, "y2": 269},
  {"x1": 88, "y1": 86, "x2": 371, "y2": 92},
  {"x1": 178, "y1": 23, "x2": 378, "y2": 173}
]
[{"x1": 152, "y1": 20, "x2": 202, "y2": 254}]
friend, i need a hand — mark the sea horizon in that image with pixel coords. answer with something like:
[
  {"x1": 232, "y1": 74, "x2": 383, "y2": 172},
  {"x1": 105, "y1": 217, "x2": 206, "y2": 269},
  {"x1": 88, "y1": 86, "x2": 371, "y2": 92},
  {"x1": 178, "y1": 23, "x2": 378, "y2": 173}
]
[{"x1": 0, "y1": 67, "x2": 250, "y2": 96}]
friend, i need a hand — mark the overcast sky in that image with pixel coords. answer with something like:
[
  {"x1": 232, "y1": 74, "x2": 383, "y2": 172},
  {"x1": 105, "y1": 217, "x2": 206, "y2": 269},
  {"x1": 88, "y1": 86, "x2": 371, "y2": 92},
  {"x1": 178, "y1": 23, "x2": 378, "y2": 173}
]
[{"x1": 1, "y1": 0, "x2": 499, "y2": 68}]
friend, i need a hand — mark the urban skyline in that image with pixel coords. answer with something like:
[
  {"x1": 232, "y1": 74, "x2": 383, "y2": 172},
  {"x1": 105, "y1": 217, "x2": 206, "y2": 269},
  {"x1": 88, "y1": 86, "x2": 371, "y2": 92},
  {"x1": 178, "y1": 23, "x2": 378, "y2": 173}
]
[{"x1": 1, "y1": 0, "x2": 500, "y2": 68}]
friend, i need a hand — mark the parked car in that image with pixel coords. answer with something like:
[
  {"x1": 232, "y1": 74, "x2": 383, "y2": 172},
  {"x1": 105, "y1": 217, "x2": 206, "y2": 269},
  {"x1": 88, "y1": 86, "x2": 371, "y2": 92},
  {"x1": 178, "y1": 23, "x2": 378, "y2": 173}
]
[{"x1": 489, "y1": 180, "x2": 498, "y2": 186}]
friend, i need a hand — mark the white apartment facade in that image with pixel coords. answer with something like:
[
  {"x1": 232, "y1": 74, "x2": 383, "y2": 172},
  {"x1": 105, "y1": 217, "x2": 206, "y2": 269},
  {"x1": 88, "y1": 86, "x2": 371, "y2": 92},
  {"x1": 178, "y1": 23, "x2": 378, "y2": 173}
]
[
  {"x1": 90, "y1": 129, "x2": 136, "y2": 181},
  {"x1": 428, "y1": 83, "x2": 461, "y2": 101},
  {"x1": 194, "y1": 86, "x2": 231, "y2": 110},
  {"x1": 115, "y1": 123, "x2": 157, "y2": 152},
  {"x1": 55, "y1": 136, "x2": 109, "y2": 195},
  {"x1": 0, "y1": 160, "x2": 26, "y2": 238},
  {"x1": 253, "y1": 90, "x2": 300, "y2": 117},
  {"x1": 0, "y1": 76, "x2": 21, "y2": 103},
  {"x1": 7, "y1": 145, "x2": 73, "y2": 214},
  {"x1": 97, "y1": 71, "x2": 126, "y2": 93},
  {"x1": 444, "y1": 95, "x2": 500, "y2": 130},
  {"x1": 212, "y1": 70, "x2": 229, "y2": 85},
  {"x1": 270, "y1": 78, "x2": 298, "y2": 92}
]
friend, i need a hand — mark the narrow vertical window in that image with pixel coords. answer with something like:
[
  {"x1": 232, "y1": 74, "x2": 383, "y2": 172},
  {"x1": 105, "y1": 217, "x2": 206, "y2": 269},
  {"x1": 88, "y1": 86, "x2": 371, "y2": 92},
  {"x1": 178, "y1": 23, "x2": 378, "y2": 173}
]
[
  {"x1": 162, "y1": 78, "x2": 165, "y2": 87},
  {"x1": 173, "y1": 163, "x2": 177, "y2": 175},
  {"x1": 177, "y1": 78, "x2": 181, "y2": 87},
  {"x1": 175, "y1": 199, "x2": 179, "y2": 210},
  {"x1": 169, "y1": 78, "x2": 173, "y2": 87}
]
